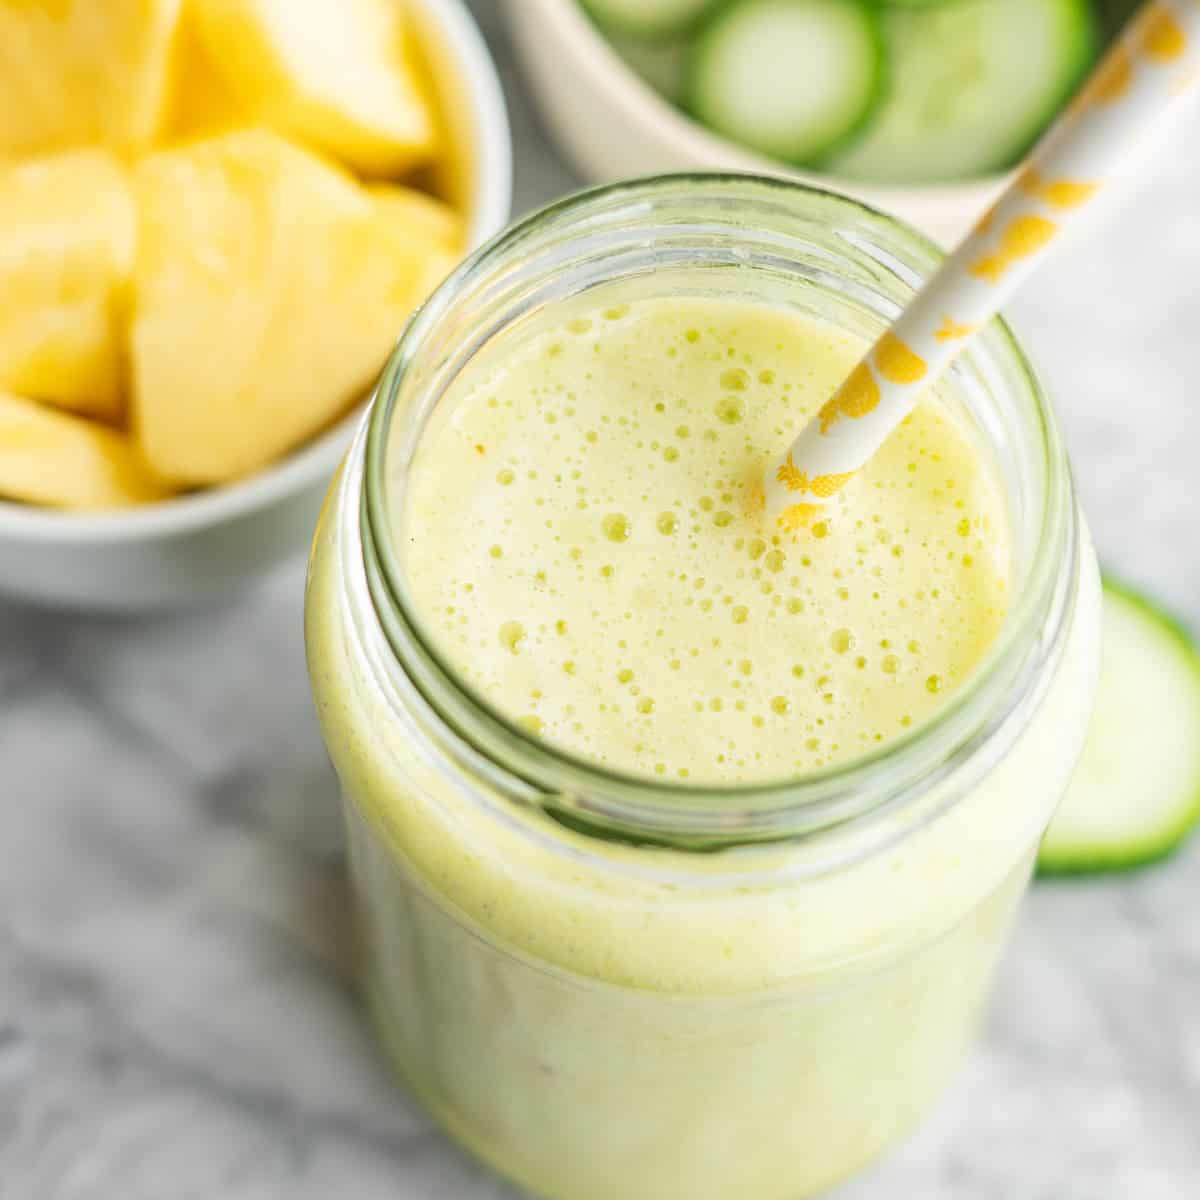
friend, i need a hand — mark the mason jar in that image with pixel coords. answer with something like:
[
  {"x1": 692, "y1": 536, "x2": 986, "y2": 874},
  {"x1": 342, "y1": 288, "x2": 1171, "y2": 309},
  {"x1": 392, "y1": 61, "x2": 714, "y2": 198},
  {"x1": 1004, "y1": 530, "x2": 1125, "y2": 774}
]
[{"x1": 305, "y1": 175, "x2": 1101, "y2": 1200}]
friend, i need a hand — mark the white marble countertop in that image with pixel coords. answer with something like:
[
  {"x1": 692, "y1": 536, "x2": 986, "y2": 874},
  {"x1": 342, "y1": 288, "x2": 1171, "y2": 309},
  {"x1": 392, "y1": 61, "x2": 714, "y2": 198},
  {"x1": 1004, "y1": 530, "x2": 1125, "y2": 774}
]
[{"x1": 2, "y1": 5, "x2": 1198, "y2": 1197}]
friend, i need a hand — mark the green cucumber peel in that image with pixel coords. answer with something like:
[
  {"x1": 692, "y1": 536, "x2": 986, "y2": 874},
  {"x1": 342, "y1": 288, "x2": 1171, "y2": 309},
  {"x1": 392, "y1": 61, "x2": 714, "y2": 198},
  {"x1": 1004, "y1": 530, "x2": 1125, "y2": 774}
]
[{"x1": 1038, "y1": 577, "x2": 1200, "y2": 875}]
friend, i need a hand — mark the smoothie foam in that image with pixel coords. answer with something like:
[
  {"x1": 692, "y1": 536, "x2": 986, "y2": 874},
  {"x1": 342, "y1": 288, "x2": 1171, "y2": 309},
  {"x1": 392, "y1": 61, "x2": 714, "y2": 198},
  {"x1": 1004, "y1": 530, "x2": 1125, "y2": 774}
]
[{"x1": 404, "y1": 296, "x2": 1010, "y2": 781}]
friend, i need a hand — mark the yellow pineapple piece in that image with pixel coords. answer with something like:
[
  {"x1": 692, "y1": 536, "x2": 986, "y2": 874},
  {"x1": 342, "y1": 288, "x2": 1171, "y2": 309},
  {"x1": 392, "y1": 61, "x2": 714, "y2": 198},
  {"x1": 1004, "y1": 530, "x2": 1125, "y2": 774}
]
[
  {"x1": 160, "y1": 4, "x2": 249, "y2": 142},
  {"x1": 0, "y1": 391, "x2": 169, "y2": 509},
  {"x1": 0, "y1": 0, "x2": 183, "y2": 156},
  {"x1": 368, "y1": 184, "x2": 464, "y2": 255},
  {"x1": 193, "y1": 0, "x2": 436, "y2": 177},
  {"x1": 0, "y1": 150, "x2": 136, "y2": 421},
  {"x1": 131, "y1": 129, "x2": 456, "y2": 486}
]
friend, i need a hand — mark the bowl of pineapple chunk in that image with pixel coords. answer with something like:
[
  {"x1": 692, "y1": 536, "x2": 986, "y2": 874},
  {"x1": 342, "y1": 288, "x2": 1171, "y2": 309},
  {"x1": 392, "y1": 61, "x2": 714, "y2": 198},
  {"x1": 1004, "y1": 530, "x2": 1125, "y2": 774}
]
[{"x1": 0, "y1": 0, "x2": 511, "y2": 611}]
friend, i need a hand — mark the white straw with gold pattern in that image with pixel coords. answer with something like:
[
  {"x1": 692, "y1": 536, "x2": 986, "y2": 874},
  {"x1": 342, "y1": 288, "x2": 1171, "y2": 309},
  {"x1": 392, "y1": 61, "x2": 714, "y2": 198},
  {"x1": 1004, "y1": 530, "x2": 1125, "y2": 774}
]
[{"x1": 765, "y1": 0, "x2": 1200, "y2": 533}]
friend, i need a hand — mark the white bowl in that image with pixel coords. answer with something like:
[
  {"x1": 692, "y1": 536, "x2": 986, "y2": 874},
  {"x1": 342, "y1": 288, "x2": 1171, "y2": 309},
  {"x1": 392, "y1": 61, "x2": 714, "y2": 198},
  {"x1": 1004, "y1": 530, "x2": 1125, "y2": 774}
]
[
  {"x1": 507, "y1": 0, "x2": 1010, "y2": 249},
  {"x1": 0, "y1": 0, "x2": 511, "y2": 613}
]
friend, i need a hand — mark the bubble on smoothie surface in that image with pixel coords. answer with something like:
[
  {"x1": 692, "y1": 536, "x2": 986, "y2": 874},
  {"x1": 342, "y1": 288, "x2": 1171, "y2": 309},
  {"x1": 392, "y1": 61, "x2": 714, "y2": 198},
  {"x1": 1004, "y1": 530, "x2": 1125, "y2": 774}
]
[
  {"x1": 499, "y1": 621, "x2": 526, "y2": 653},
  {"x1": 401, "y1": 295, "x2": 1011, "y2": 784}
]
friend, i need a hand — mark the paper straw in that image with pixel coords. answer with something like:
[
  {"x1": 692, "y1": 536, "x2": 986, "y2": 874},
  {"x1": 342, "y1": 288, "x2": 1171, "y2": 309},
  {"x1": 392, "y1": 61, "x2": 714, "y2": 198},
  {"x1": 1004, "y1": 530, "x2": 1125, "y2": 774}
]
[{"x1": 764, "y1": 0, "x2": 1200, "y2": 533}]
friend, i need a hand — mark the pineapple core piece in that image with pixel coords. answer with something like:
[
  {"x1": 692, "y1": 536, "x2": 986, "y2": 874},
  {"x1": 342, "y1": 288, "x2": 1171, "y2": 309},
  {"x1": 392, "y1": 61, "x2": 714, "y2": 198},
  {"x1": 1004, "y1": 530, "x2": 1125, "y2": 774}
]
[
  {"x1": 0, "y1": 0, "x2": 183, "y2": 155},
  {"x1": 193, "y1": 0, "x2": 436, "y2": 176},
  {"x1": 0, "y1": 150, "x2": 136, "y2": 421},
  {"x1": 0, "y1": 392, "x2": 168, "y2": 510},
  {"x1": 131, "y1": 129, "x2": 455, "y2": 486}
]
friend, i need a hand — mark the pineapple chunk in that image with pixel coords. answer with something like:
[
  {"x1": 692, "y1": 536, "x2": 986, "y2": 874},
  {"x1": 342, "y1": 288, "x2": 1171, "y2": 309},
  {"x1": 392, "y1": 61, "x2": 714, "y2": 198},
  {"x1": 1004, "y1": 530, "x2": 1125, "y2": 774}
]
[
  {"x1": 0, "y1": 0, "x2": 183, "y2": 156},
  {"x1": 131, "y1": 130, "x2": 455, "y2": 486},
  {"x1": 0, "y1": 150, "x2": 135, "y2": 421},
  {"x1": 193, "y1": 0, "x2": 436, "y2": 177},
  {"x1": 369, "y1": 184, "x2": 464, "y2": 255},
  {"x1": 0, "y1": 392, "x2": 168, "y2": 509},
  {"x1": 161, "y1": 5, "x2": 249, "y2": 142}
]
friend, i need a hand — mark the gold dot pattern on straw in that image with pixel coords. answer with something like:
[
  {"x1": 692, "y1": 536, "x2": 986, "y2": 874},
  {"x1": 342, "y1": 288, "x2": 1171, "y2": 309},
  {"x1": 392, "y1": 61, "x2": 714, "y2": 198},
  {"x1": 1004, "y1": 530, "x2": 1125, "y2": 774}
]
[
  {"x1": 1017, "y1": 168, "x2": 1103, "y2": 208},
  {"x1": 969, "y1": 215, "x2": 1060, "y2": 285},
  {"x1": 874, "y1": 333, "x2": 928, "y2": 384},
  {"x1": 935, "y1": 317, "x2": 979, "y2": 342},
  {"x1": 763, "y1": 0, "x2": 1200, "y2": 539},
  {"x1": 1084, "y1": 46, "x2": 1135, "y2": 106},
  {"x1": 1142, "y1": 6, "x2": 1188, "y2": 60},
  {"x1": 775, "y1": 453, "x2": 854, "y2": 498},
  {"x1": 816, "y1": 362, "x2": 880, "y2": 434}
]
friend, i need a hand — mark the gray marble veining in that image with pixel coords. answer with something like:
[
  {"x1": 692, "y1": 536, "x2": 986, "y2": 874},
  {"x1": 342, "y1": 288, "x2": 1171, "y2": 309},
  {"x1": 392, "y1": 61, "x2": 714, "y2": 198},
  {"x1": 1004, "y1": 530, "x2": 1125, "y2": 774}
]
[{"x1": 1, "y1": 3, "x2": 1197, "y2": 1197}]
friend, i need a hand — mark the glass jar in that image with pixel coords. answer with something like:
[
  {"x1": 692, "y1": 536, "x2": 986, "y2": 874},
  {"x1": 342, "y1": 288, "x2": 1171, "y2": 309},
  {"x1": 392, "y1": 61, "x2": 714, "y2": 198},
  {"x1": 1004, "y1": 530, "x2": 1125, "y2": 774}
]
[{"x1": 305, "y1": 176, "x2": 1100, "y2": 1200}]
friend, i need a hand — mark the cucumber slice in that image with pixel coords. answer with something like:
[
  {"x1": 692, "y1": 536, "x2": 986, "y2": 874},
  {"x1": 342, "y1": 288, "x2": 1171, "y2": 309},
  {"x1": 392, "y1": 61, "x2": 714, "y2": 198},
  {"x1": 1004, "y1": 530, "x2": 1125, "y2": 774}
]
[
  {"x1": 685, "y1": 0, "x2": 884, "y2": 165},
  {"x1": 582, "y1": 0, "x2": 720, "y2": 42},
  {"x1": 1039, "y1": 580, "x2": 1200, "y2": 874},
  {"x1": 826, "y1": 0, "x2": 1098, "y2": 183}
]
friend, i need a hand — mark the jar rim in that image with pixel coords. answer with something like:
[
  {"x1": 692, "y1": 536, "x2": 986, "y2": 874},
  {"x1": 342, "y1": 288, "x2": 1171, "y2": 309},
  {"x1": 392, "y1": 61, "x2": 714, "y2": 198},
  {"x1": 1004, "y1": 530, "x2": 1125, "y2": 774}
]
[{"x1": 361, "y1": 173, "x2": 1077, "y2": 850}]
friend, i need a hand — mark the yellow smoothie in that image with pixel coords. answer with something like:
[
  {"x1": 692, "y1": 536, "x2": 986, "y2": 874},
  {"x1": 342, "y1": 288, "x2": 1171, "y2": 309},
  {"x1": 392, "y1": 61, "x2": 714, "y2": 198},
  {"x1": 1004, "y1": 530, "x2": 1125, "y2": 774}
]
[
  {"x1": 404, "y1": 296, "x2": 1008, "y2": 783},
  {"x1": 307, "y1": 277, "x2": 1099, "y2": 1197}
]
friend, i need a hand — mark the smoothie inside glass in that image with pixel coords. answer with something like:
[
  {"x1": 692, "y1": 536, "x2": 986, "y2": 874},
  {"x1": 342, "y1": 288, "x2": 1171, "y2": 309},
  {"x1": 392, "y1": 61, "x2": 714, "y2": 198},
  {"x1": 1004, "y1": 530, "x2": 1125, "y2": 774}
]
[{"x1": 305, "y1": 176, "x2": 1100, "y2": 1200}]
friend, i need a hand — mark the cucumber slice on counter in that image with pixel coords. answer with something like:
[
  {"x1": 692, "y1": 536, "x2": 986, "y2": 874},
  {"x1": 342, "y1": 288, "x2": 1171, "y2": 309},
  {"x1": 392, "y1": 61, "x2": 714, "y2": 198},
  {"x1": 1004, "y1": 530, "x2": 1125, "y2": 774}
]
[
  {"x1": 1039, "y1": 580, "x2": 1200, "y2": 874},
  {"x1": 825, "y1": 0, "x2": 1098, "y2": 183},
  {"x1": 582, "y1": 0, "x2": 720, "y2": 42},
  {"x1": 685, "y1": 0, "x2": 884, "y2": 164}
]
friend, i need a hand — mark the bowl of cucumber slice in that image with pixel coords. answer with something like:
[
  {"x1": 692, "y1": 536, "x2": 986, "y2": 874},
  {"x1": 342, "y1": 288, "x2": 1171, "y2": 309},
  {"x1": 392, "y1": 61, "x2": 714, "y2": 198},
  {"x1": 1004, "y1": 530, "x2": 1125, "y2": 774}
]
[{"x1": 508, "y1": 0, "x2": 1135, "y2": 247}]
